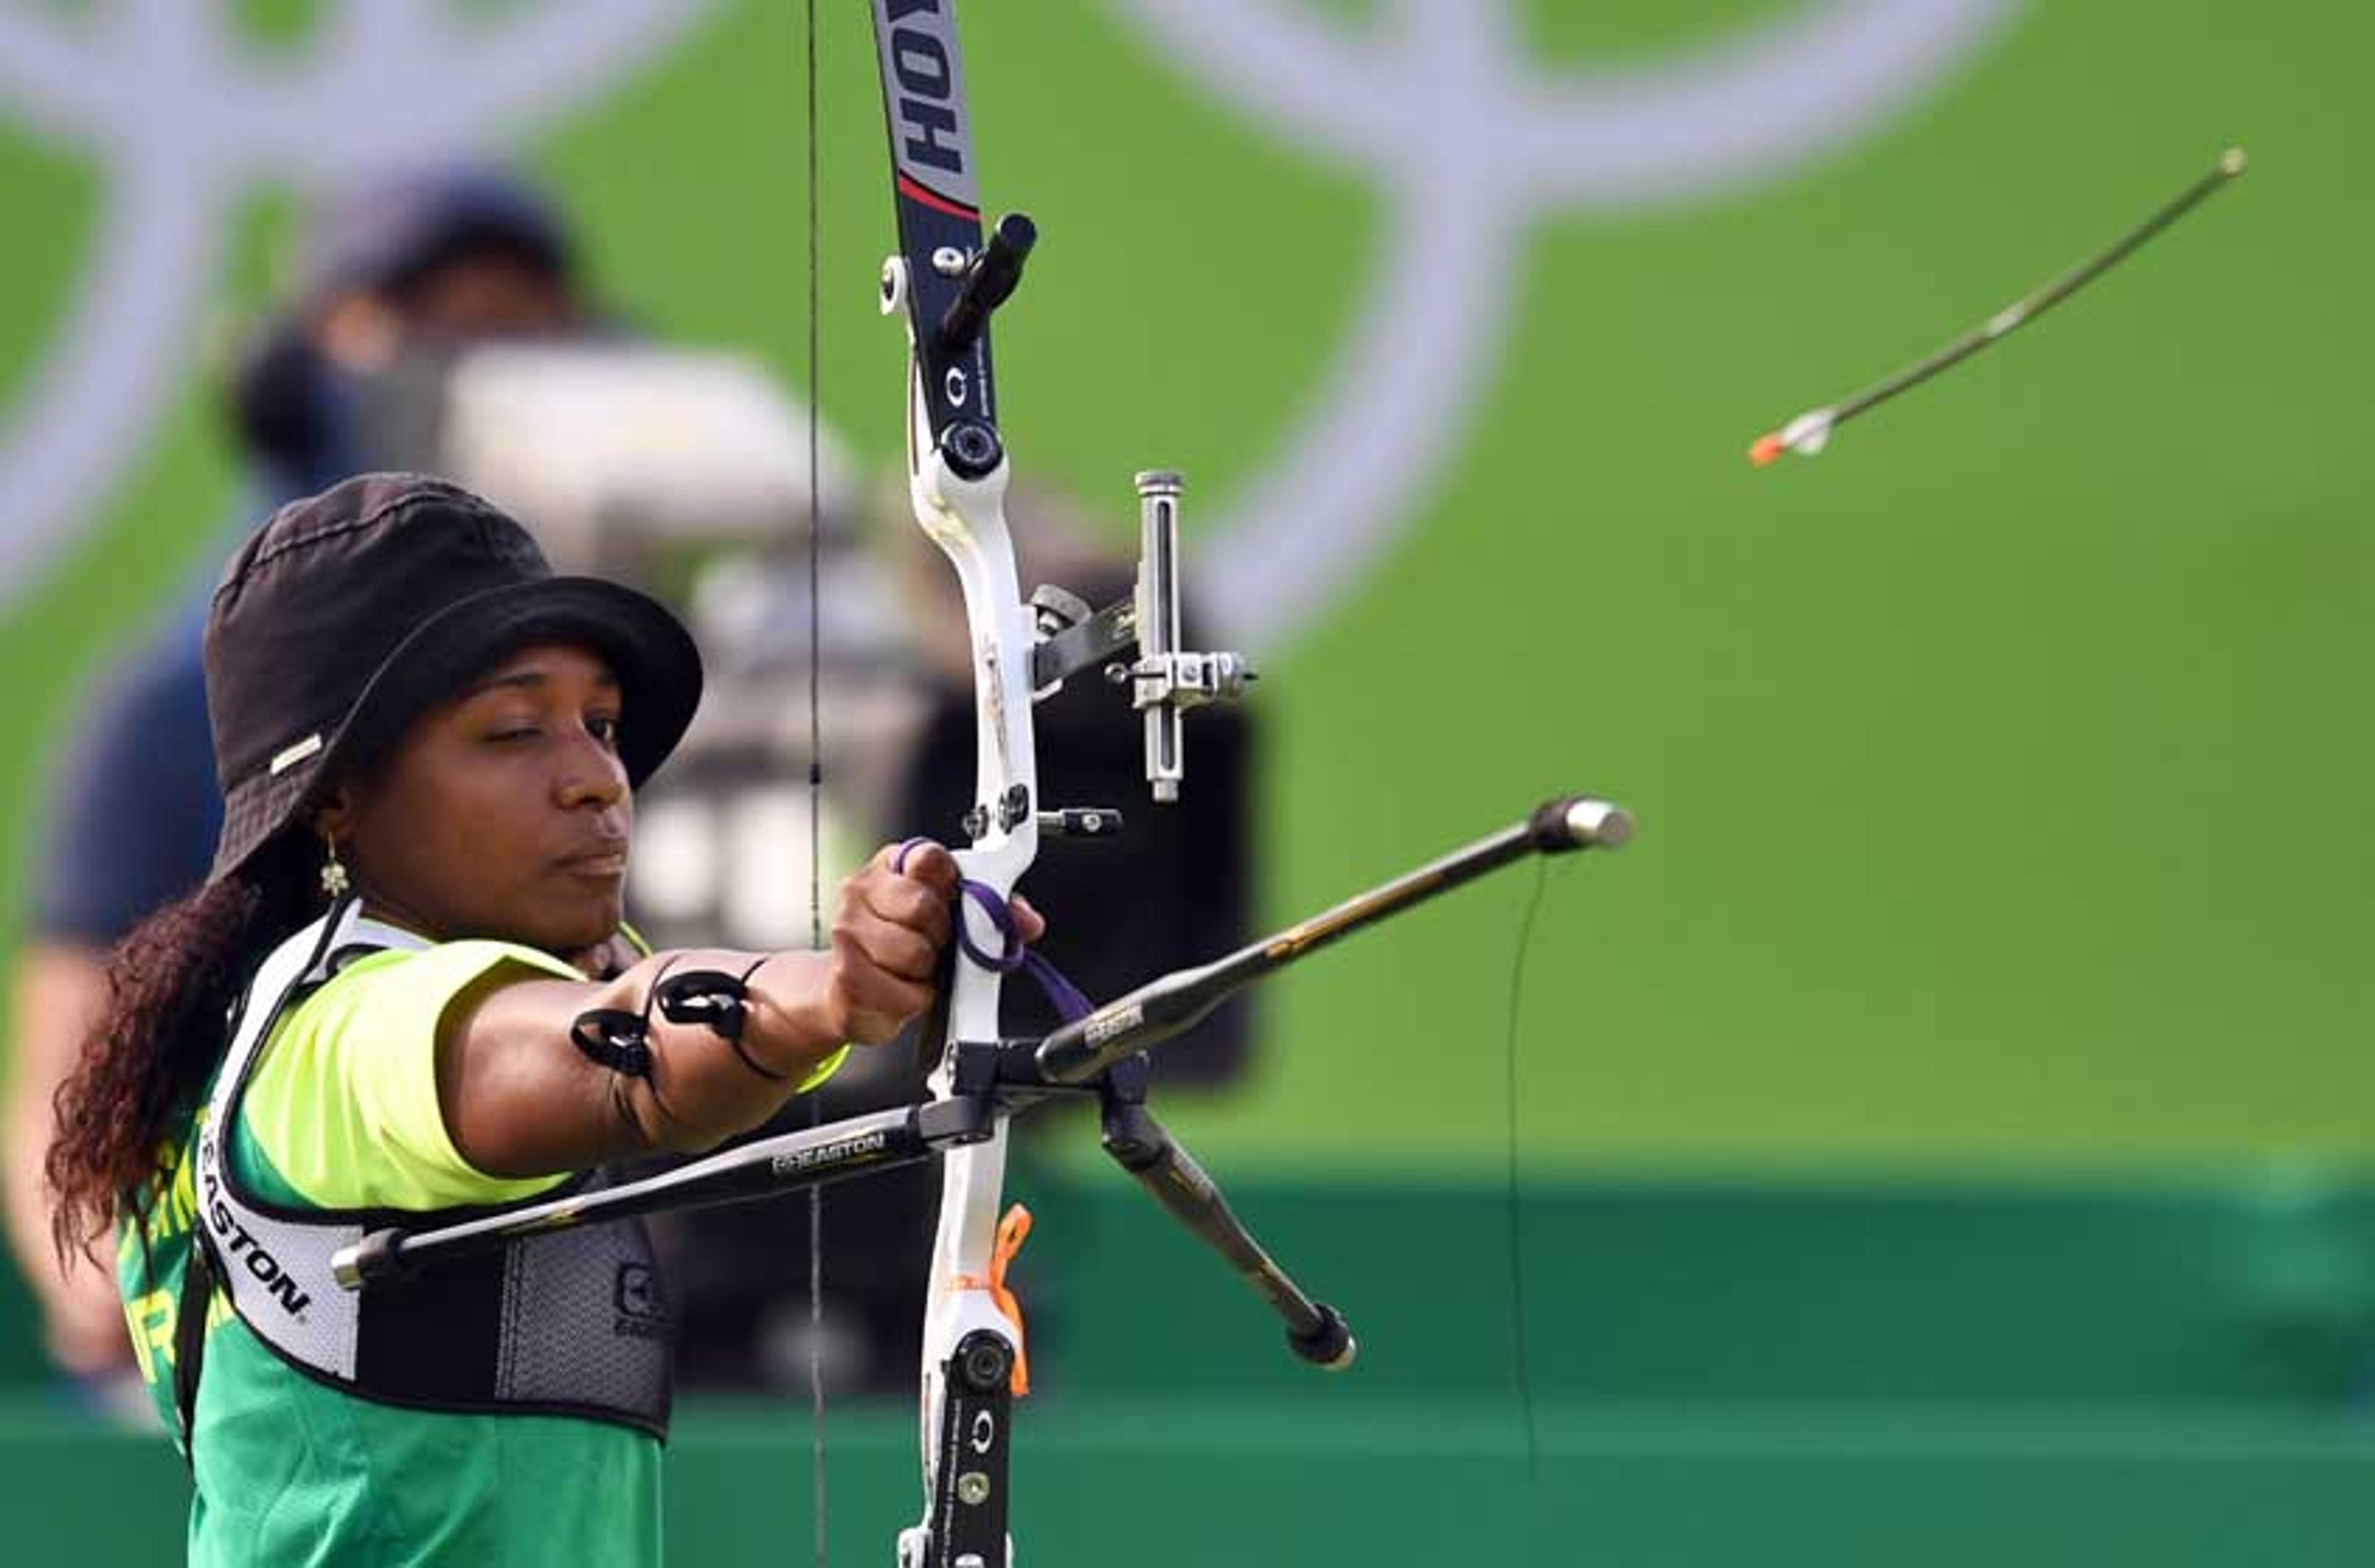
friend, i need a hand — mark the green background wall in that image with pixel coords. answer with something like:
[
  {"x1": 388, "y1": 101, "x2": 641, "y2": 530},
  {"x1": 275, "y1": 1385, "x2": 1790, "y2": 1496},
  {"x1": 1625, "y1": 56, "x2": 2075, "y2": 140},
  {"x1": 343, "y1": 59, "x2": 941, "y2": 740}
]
[
  {"x1": 6, "y1": 0, "x2": 2368, "y2": 1175},
  {"x1": 1, "y1": 2, "x2": 2371, "y2": 1562}
]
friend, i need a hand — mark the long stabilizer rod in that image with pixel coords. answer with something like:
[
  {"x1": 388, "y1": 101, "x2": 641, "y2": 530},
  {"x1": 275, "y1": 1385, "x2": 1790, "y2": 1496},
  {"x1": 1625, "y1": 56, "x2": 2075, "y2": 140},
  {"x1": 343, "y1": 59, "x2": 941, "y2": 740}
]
[
  {"x1": 1748, "y1": 148, "x2": 2247, "y2": 467},
  {"x1": 1030, "y1": 795, "x2": 1632, "y2": 1086}
]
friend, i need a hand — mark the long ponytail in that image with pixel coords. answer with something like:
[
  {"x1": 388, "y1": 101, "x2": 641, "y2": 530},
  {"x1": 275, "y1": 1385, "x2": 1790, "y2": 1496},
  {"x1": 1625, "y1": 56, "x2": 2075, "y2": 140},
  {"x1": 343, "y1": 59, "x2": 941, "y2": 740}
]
[{"x1": 46, "y1": 834, "x2": 316, "y2": 1261}]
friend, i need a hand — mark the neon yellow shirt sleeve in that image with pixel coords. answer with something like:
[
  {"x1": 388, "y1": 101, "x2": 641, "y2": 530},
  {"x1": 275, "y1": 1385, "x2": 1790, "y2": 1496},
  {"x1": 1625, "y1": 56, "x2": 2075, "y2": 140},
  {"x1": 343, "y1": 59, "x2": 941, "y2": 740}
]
[
  {"x1": 241, "y1": 940, "x2": 583, "y2": 1211},
  {"x1": 241, "y1": 938, "x2": 851, "y2": 1212}
]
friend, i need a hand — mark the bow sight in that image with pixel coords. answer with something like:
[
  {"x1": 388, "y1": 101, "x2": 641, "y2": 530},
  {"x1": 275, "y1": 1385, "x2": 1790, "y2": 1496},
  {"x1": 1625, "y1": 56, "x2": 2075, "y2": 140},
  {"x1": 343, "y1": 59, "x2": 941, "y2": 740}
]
[{"x1": 883, "y1": 218, "x2": 1253, "y2": 831}]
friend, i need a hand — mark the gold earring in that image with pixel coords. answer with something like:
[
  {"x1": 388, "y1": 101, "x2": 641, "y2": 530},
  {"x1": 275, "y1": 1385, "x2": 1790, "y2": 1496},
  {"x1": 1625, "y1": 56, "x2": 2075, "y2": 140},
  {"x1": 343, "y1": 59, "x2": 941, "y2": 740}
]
[{"x1": 320, "y1": 837, "x2": 351, "y2": 899}]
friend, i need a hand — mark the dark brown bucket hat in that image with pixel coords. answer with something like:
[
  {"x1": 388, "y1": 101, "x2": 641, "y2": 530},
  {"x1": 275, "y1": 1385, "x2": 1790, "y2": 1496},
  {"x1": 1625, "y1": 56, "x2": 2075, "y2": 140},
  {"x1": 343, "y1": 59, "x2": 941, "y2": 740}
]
[{"x1": 203, "y1": 473, "x2": 703, "y2": 883}]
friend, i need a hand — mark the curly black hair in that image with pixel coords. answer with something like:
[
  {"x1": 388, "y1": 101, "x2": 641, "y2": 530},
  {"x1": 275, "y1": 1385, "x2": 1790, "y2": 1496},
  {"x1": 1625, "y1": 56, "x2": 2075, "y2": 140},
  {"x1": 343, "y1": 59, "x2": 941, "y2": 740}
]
[{"x1": 46, "y1": 833, "x2": 319, "y2": 1264}]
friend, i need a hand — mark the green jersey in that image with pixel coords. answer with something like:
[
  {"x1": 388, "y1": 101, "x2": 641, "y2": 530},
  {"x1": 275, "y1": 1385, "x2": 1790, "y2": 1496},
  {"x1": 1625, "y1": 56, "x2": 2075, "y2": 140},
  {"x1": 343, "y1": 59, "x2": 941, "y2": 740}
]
[{"x1": 119, "y1": 935, "x2": 661, "y2": 1568}]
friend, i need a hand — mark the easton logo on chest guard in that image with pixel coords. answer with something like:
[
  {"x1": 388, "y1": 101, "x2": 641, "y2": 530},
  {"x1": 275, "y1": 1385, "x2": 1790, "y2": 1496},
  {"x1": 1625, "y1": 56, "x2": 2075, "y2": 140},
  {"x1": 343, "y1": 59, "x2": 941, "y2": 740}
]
[{"x1": 197, "y1": 1147, "x2": 312, "y2": 1319}]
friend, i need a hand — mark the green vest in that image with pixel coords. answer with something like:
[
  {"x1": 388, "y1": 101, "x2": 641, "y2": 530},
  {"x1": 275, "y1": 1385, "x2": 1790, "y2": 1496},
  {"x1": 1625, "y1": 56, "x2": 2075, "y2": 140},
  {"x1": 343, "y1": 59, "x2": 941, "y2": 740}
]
[{"x1": 118, "y1": 914, "x2": 665, "y2": 1568}]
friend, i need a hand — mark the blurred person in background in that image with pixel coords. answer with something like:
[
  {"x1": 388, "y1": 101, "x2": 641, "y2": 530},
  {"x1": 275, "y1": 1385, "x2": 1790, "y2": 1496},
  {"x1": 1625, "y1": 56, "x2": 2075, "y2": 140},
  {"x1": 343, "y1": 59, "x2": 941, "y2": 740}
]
[{"x1": 1, "y1": 166, "x2": 586, "y2": 1414}]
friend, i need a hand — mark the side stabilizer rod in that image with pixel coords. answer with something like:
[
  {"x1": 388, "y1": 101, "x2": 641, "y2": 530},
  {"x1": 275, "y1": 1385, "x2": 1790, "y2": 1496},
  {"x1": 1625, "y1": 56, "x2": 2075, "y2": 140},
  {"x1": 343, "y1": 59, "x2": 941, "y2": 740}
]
[{"x1": 1101, "y1": 1074, "x2": 1354, "y2": 1370}]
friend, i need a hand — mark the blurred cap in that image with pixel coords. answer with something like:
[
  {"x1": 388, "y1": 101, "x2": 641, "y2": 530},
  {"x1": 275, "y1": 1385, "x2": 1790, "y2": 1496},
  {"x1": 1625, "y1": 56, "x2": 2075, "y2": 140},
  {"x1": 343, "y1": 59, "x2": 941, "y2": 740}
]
[{"x1": 296, "y1": 164, "x2": 576, "y2": 311}]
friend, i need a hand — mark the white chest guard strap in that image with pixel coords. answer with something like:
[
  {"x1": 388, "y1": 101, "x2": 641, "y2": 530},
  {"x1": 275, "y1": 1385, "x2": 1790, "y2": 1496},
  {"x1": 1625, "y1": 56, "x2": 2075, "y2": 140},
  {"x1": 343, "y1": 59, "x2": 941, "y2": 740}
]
[{"x1": 188, "y1": 902, "x2": 672, "y2": 1437}]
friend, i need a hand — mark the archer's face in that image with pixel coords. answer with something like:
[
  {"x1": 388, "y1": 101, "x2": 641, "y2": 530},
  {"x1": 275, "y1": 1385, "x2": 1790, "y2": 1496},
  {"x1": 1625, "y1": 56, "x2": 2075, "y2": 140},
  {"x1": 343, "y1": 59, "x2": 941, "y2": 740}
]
[{"x1": 340, "y1": 641, "x2": 633, "y2": 953}]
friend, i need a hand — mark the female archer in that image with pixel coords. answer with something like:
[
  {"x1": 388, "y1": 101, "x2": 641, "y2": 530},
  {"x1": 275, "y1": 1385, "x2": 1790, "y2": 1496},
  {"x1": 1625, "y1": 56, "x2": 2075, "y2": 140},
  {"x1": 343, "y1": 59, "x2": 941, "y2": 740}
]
[{"x1": 43, "y1": 473, "x2": 1029, "y2": 1566}]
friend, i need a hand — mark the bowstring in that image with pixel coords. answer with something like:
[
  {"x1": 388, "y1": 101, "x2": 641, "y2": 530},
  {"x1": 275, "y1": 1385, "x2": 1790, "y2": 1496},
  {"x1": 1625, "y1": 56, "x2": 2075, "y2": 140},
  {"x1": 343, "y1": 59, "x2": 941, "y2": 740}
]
[
  {"x1": 803, "y1": 2, "x2": 828, "y2": 1563},
  {"x1": 1503, "y1": 859, "x2": 1552, "y2": 1483}
]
